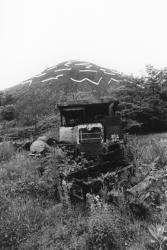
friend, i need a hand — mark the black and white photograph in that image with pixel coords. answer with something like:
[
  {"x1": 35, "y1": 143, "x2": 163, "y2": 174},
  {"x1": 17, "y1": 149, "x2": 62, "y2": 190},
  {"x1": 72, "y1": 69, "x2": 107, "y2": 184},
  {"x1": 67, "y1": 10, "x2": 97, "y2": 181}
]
[{"x1": 1, "y1": 0, "x2": 167, "y2": 249}]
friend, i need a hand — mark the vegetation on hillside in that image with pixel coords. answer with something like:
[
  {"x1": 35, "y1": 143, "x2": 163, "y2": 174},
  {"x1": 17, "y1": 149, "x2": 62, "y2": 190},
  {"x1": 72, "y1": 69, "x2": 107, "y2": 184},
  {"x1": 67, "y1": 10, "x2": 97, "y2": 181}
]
[
  {"x1": 1, "y1": 63, "x2": 167, "y2": 136},
  {"x1": 0, "y1": 135, "x2": 167, "y2": 249},
  {"x1": 1, "y1": 62, "x2": 167, "y2": 249},
  {"x1": 117, "y1": 65, "x2": 167, "y2": 133}
]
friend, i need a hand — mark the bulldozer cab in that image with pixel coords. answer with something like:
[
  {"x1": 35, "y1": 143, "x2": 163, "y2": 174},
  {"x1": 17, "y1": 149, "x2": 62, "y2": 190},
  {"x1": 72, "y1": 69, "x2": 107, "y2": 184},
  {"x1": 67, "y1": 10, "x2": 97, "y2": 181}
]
[
  {"x1": 57, "y1": 100, "x2": 123, "y2": 145},
  {"x1": 58, "y1": 102, "x2": 110, "y2": 126},
  {"x1": 57, "y1": 101, "x2": 128, "y2": 201}
]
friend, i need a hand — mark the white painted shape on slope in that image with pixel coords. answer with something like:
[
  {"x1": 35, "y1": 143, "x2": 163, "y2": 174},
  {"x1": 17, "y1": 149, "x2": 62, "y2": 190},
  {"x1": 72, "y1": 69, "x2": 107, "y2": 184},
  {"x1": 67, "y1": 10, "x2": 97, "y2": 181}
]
[
  {"x1": 86, "y1": 65, "x2": 92, "y2": 69},
  {"x1": 54, "y1": 68, "x2": 71, "y2": 72},
  {"x1": 109, "y1": 78, "x2": 119, "y2": 82},
  {"x1": 75, "y1": 62, "x2": 90, "y2": 66},
  {"x1": 70, "y1": 77, "x2": 102, "y2": 85},
  {"x1": 28, "y1": 80, "x2": 32, "y2": 86},
  {"x1": 42, "y1": 74, "x2": 63, "y2": 82},
  {"x1": 34, "y1": 73, "x2": 47, "y2": 78},
  {"x1": 22, "y1": 79, "x2": 32, "y2": 86},
  {"x1": 100, "y1": 68, "x2": 116, "y2": 75},
  {"x1": 104, "y1": 72, "x2": 116, "y2": 75},
  {"x1": 55, "y1": 74, "x2": 64, "y2": 79},
  {"x1": 108, "y1": 78, "x2": 112, "y2": 85},
  {"x1": 64, "y1": 62, "x2": 70, "y2": 67},
  {"x1": 47, "y1": 65, "x2": 57, "y2": 71},
  {"x1": 64, "y1": 60, "x2": 76, "y2": 67},
  {"x1": 79, "y1": 69, "x2": 97, "y2": 73}
]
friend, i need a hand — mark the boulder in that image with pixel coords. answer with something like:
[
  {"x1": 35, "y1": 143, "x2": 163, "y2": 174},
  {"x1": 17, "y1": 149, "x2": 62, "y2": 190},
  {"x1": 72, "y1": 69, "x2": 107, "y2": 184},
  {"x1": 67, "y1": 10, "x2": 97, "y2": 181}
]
[
  {"x1": 30, "y1": 140, "x2": 50, "y2": 154},
  {"x1": 37, "y1": 135, "x2": 49, "y2": 142},
  {"x1": 37, "y1": 136, "x2": 58, "y2": 146}
]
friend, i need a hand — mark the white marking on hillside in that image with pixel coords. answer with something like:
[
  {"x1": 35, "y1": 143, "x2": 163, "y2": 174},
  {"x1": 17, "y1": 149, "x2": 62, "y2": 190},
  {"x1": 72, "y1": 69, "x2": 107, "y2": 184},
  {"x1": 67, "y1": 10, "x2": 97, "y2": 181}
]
[
  {"x1": 111, "y1": 69, "x2": 120, "y2": 74},
  {"x1": 108, "y1": 78, "x2": 112, "y2": 85},
  {"x1": 42, "y1": 75, "x2": 63, "y2": 82},
  {"x1": 75, "y1": 62, "x2": 90, "y2": 66},
  {"x1": 64, "y1": 62, "x2": 70, "y2": 67},
  {"x1": 64, "y1": 60, "x2": 76, "y2": 67},
  {"x1": 47, "y1": 65, "x2": 57, "y2": 71},
  {"x1": 100, "y1": 68, "x2": 117, "y2": 75},
  {"x1": 70, "y1": 77, "x2": 102, "y2": 85},
  {"x1": 79, "y1": 69, "x2": 97, "y2": 73},
  {"x1": 54, "y1": 68, "x2": 71, "y2": 73},
  {"x1": 34, "y1": 73, "x2": 46, "y2": 78},
  {"x1": 86, "y1": 65, "x2": 92, "y2": 69},
  {"x1": 108, "y1": 78, "x2": 119, "y2": 84},
  {"x1": 100, "y1": 68, "x2": 115, "y2": 75},
  {"x1": 22, "y1": 79, "x2": 32, "y2": 86},
  {"x1": 104, "y1": 72, "x2": 116, "y2": 75}
]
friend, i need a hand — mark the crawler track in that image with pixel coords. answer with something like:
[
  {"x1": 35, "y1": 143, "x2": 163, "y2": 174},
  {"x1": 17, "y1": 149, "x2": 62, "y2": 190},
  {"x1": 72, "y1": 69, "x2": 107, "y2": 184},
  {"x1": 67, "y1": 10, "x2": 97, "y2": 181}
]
[{"x1": 61, "y1": 143, "x2": 131, "y2": 201}]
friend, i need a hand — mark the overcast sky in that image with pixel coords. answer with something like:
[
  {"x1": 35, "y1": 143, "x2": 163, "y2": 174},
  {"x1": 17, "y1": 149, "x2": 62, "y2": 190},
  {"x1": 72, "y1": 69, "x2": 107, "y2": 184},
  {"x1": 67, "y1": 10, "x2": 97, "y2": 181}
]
[{"x1": 1, "y1": 0, "x2": 167, "y2": 90}]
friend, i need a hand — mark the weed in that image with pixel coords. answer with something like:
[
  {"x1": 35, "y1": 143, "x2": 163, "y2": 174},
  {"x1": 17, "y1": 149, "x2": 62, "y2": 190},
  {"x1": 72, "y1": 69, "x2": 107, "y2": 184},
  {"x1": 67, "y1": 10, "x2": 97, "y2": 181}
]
[{"x1": 0, "y1": 141, "x2": 15, "y2": 162}]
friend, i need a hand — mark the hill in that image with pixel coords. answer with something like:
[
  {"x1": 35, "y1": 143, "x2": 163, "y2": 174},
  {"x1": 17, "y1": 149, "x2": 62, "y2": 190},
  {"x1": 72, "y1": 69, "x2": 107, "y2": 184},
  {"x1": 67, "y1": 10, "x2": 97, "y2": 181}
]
[
  {"x1": 3, "y1": 60, "x2": 132, "y2": 127},
  {"x1": 2, "y1": 62, "x2": 167, "y2": 135},
  {"x1": 6, "y1": 60, "x2": 131, "y2": 107}
]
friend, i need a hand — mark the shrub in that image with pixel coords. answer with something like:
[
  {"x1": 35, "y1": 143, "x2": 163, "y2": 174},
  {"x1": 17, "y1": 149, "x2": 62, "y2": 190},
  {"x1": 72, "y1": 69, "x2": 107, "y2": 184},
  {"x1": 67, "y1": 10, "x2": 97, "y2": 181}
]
[
  {"x1": 0, "y1": 197, "x2": 45, "y2": 249},
  {"x1": 86, "y1": 197, "x2": 126, "y2": 250},
  {"x1": 127, "y1": 135, "x2": 167, "y2": 166},
  {"x1": 0, "y1": 141, "x2": 15, "y2": 162},
  {"x1": 0, "y1": 104, "x2": 16, "y2": 121},
  {"x1": 150, "y1": 139, "x2": 167, "y2": 167},
  {"x1": 19, "y1": 205, "x2": 88, "y2": 250}
]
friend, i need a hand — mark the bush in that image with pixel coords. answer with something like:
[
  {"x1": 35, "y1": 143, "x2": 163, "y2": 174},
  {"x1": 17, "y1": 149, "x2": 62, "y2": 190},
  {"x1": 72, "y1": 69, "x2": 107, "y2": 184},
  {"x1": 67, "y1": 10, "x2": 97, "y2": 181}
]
[
  {"x1": 19, "y1": 205, "x2": 88, "y2": 250},
  {"x1": 0, "y1": 197, "x2": 45, "y2": 249},
  {"x1": 126, "y1": 135, "x2": 167, "y2": 167},
  {"x1": 0, "y1": 104, "x2": 16, "y2": 121},
  {"x1": 86, "y1": 196, "x2": 126, "y2": 250},
  {"x1": 2, "y1": 134, "x2": 167, "y2": 249},
  {"x1": 0, "y1": 141, "x2": 15, "y2": 162}
]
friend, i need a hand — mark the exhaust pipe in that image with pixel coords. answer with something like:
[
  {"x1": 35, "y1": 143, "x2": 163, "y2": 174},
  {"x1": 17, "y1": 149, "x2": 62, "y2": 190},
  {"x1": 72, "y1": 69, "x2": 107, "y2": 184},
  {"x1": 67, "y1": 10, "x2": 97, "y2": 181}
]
[{"x1": 108, "y1": 100, "x2": 119, "y2": 117}]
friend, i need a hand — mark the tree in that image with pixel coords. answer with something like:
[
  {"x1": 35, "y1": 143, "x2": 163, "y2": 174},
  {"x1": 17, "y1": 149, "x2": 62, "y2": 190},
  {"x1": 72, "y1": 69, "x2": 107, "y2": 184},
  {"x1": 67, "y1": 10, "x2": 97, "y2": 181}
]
[
  {"x1": 117, "y1": 66, "x2": 167, "y2": 133},
  {"x1": 17, "y1": 87, "x2": 50, "y2": 131},
  {"x1": 0, "y1": 104, "x2": 16, "y2": 121},
  {"x1": 3, "y1": 94, "x2": 15, "y2": 105},
  {"x1": 0, "y1": 92, "x2": 4, "y2": 106}
]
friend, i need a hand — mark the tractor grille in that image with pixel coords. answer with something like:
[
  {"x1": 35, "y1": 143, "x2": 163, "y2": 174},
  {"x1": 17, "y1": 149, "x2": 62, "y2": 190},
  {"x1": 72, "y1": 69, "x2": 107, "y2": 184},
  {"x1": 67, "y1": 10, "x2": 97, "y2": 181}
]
[{"x1": 79, "y1": 127, "x2": 102, "y2": 144}]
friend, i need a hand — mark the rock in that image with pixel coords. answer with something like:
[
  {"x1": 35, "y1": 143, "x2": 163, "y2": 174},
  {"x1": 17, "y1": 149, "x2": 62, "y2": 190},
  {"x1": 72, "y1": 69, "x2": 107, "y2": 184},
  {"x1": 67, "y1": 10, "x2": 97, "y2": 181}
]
[
  {"x1": 30, "y1": 140, "x2": 50, "y2": 154},
  {"x1": 37, "y1": 135, "x2": 48, "y2": 142}
]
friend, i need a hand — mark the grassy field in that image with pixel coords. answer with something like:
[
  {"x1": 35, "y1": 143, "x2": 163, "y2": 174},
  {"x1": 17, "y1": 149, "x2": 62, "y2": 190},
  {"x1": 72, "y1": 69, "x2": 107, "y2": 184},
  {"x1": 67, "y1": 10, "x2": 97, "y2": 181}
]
[{"x1": 0, "y1": 134, "x2": 167, "y2": 249}]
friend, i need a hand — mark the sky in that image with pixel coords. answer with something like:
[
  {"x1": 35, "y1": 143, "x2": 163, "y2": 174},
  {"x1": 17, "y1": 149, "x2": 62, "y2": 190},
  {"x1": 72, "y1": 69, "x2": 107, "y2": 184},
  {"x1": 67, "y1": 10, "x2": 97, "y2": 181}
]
[{"x1": 1, "y1": 0, "x2": 167, "y2": 90}]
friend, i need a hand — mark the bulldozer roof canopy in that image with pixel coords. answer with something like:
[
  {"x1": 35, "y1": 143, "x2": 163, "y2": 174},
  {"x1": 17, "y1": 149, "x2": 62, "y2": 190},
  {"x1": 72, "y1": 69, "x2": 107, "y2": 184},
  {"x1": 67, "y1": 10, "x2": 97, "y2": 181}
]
[{"x1": 57, "y1": 99, "x2": 118, "y2": 113}]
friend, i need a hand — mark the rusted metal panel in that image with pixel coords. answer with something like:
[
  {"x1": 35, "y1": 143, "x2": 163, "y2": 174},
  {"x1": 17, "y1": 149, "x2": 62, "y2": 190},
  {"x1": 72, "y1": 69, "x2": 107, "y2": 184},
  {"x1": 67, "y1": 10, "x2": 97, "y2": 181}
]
[
  {"x1": 104, "y1": 116, "x2": 123, "y2": 140},
  {"x1": 59, "y1": 126, "x2": 77, "y2": 144},
  {"x1": 78, "y1": 142, "x2": 103, "y2": 156},
  {"x1": 57, "y1": 98, "x2": 116, "y2": 108}
]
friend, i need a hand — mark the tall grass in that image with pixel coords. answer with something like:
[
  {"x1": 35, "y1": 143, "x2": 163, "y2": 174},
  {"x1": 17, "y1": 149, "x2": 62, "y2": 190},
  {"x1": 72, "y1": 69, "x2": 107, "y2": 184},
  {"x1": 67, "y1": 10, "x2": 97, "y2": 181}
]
[
  {"x1": 127, "y1": 135, "x2": 167, "y2": 166},
  {"x1": 0, "y1": 141, "x2": 15, "y2": 162},
  {"x1": 0, "y1": 134, "x2": 167, "y2": 249}
]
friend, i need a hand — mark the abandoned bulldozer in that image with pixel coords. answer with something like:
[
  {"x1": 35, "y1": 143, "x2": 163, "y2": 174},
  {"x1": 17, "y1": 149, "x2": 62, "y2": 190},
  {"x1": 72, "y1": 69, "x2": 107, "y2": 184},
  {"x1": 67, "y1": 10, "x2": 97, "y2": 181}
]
[{"x1": 57, "y1": 99, "x2": 131, "y2": 201}]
